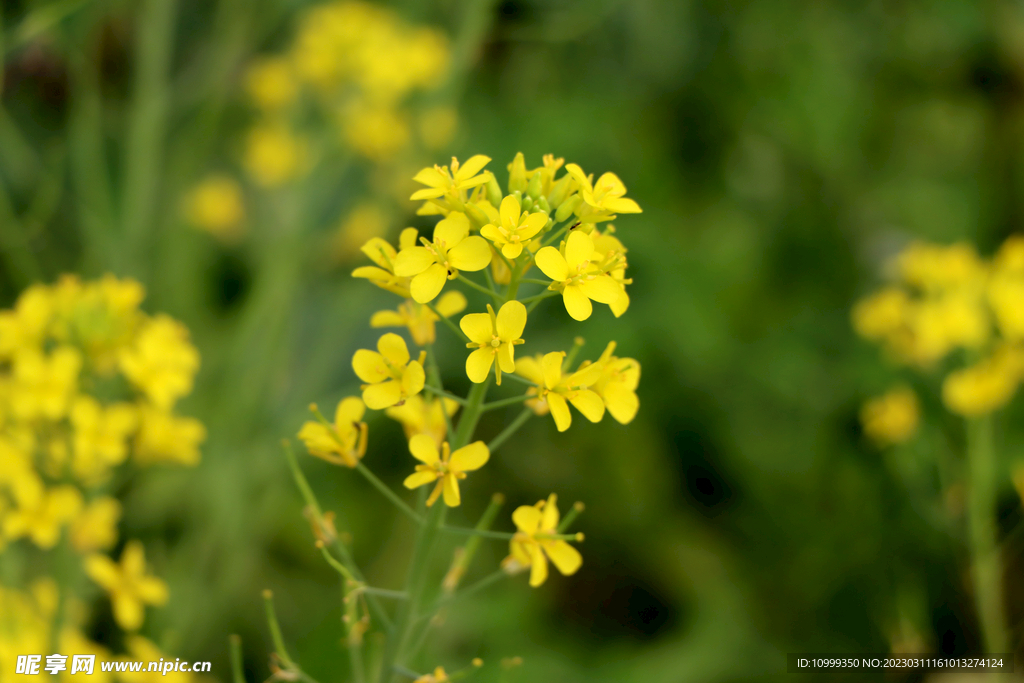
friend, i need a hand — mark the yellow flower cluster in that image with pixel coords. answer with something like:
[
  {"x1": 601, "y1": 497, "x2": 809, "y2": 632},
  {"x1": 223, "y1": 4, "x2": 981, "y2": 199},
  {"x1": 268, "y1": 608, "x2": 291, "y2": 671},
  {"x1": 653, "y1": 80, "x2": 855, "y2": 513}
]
[
  {"x1": 0, "y1": 275, "x2": 202, "y2": 632},
  {"x1": 853, "y1": 236, "x2": 1024, "y2": 417},
  {"x1": 860, "y1": 386, "x2": 920, "y2": 447}
]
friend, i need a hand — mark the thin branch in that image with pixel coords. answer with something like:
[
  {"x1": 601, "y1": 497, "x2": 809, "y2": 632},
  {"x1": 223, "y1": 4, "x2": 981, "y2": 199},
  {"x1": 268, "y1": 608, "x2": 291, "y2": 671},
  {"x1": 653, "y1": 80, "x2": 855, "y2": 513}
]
[{"x1": 355, "y1": 463, "x2": 424, "y2": 526}]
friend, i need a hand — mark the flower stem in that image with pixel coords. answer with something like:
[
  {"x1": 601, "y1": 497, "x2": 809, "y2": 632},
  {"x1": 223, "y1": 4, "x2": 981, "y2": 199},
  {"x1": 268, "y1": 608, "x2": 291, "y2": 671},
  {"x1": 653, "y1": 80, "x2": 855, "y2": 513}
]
[
  {"x1": 262, "y1": 590, "x2": 294, "y2": 667},
  {"x1": 481, "y1": 394, "x2": 531, "y2": 411},
  {"x1": 422, "y1": 385, "x2": 467, "y2": 405},
  {"x1": 425, "y1": 301, "x2": 470, "y2": 343},
  {"x1": 486, "y1": 407, "x2": 533, "y2": 453},
  {"x1": 425, "y1": 345, "x2": 456, "y2": 441},
  {"x1": 520, "y1": 291, "x2": 558, "y2": 305},
  {"x1": 355, "y1": 463, "x2": 424, "y2": 526},
  {"x1": 966, "y1": 414, "x2": 1009, "y2": 653},
  {"x1": 457, "y1": 274, "x2": 504, "y2": 303},
  {"x1": 229, "y1": 635, "x2": 245, "y2": 683}
]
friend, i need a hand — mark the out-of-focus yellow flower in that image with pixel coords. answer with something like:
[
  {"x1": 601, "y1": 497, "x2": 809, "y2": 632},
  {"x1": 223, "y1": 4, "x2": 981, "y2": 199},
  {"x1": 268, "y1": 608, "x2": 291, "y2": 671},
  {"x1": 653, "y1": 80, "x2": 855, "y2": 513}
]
[
  {"x1": 341, "y1": 104, "x2": 410, "y2": 160},
  {"x1": 394, "y1": 212, "x2": 491, "y2": 303},
  {"x1": 333, "y1": 204, "x2": 389, "y2": 262},
  {"x1": 418, "y1": 106, "x2": 458, "y2": 150},
  {"x1": 0, "y1": 582, "x2": 52, "y2": 676},
  {"x1": 85, "y1": 541, "x2": 168, "y2": 631},
  {"x1": 460, "y1": 301, "x2": 526, "y2": 385},
  {"x1": 0, "y1": 284, "x2": 52, "y2": 358},
  {"x1": 535, "y1": 231, "x2": 623, "y2": 321},
  {"x1": 988, "y1": 235, "x2": 1024, "y2": 342},
  {"x1": 385, "y1": 395, "x2": 459, "y2": 448},
  {"x1": 402, "y1": 435, "x2": 488, "y2": 507},
  {"x1": 52, "y1": 275, "x2": 145, "y2": 373},
  {"x1": 117, "y1": 635, "x2": 198, "y2": 682},
  {"x1": 134, "y1": 406, "x2": 206, "y2": 466},
  {"x1": 860, "y1": 386, "x2": 920, "y2": 447},
  {"x1": 586, "y1": 342, "x2": 640, "y2": 424},
  {"x1": 298, "y1": 398, "x2": 368, "y2": 467},
  {"x1": 244, "y1": 123, "x2": 306, "y2": 187},
  {"x1": 245, "y1": 57, "x2": 298, "y2": 110},
  {"x1": 515, "y1": 351, "x2": 604, "y2": 432},
  {"x1": 371, "y1": 291, "x2": 467, "y2": 346},
  {"x1": 507, "y1": 494, "x2": 582, "y2": 587},
  {"x1": 414, "y1": 667, "x2": 449, "y2": 683},
  {"x1": 410, "y1": 155, "x2": 492, "y2": 212},
  {"x1": 183, "y1": 176, "x2": 245, "y2": 241},
  {"x1": 352, "y1": 228, "x2": 419, "y2": 297},
  {"x1": 119, "y1": 315, "x2": 200, "y2": 410},
  {"x1": 70, "y1": 497, "x2": 121, "y2": 553},
  {"x1": 10, "y1": 346, "x2": 81, "y2": 421},
  {"x1": 942, "y1": 346, "x2": 1024, "y2": 416},
  {"x1": 3, "y1": 478, "x2": 82, "y2": 548},
  {"x1": 480, "y1": 195, "x2": 548, "y2": 259},
  {"x1": 852, "y1": 287, "x2": 911, "y2": 341},
  {"x1": 898, "y1": 241, "x2": 986, "y2": 293},
  {"x1": 70, "y1": 397, "x2": 137, "y2": 483},
  {"x1": 352, "y1": 333, "x2": 425, "y2": 409},
  {"x1": 564, "y1": 163, "x2": 642, "y2": 217}
]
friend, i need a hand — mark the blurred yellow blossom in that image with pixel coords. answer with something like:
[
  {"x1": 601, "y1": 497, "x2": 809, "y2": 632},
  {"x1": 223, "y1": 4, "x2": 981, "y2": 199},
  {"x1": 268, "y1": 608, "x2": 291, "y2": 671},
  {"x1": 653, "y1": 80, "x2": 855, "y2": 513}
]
[
  {"x1": 85, "y1": 541, "x2": 168, "y2": 631},
  {"x1": 244, "y1": 123, "x2": 306, "y2": 187},
  {"x1": 134, "y1": 407, "x2": 206, "y2": 466},
  {"x1": 341, "y1": 103, "x2": 410, "y2": 160},
  {"x1": 0, "y1": 284, "x2": 52, "y2": 358},
  {"x1": 119, "y1": 315, "x2": 200, "y2": 409},
  {"x1": 414, "y1": 667, "x2": 449, "y2": 683},
  {"x1": 70, "y1": 397, "x2": 137, "y2": 483},
  {"x1": 860, "y1": 386, "x2": 920, "y2": 447},
  {"x1": 10, "y1": 346, "x2": 81, "y2": 421},
  {"x1": 70, "y1": 497, "x2": 122, "y2": 553},
  {"x1": 386, "y1": 395, "x2": 459, "y2": 448},
  {"x1": 3, "y1": 478, "x2": 82, "y2": 548},
  {"x1": 245, "y1": 57, "x2": 298, "y2": 110},
  {"x1": 942, "y1": 346, "x2": 1024, "y2": 417},
  {"x1": 183, "y1": 176, "x2": 245, "y2": 241},
  {"x1": 352, "y1": 333, "x2": 425, "y2": 409},
  {"x1": 402, "y1": 435, "x2": 488, "y2": 507},
  {"x1": 352, "y1": 228, "x2": 420, "y2": 297},
  {"x1": 371, "y1": 291, "x2": 467, "y2": 346},
  {"x1": 333, "y1": 204, "x2": 389, "y2": 262},
  {"x1": 298, "y1": 398, "x2": 368, "y2": 467},
  {"x1": 507, "y1": 494, "x2": 582, "y2": 587}
]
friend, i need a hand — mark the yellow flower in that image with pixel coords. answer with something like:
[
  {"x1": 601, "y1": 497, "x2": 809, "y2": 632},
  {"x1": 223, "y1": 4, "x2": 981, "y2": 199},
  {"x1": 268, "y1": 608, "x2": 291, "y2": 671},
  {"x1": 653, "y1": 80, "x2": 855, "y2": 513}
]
[
  {"x1": 410, "y1": 155, "x2": 492, "y2": 211},
  {"x1": 245, "y1": 57, "x2": 298, "y2": 110},
  {"x1": 85, "y1": 541, "x2": 168, "y2": 631},
  {"x1": 341, "y1": 103, "x2": 410, "y2": 160},
  {"x1": 52, "y1": 275, "x2": 145, "y2": 372},
  {"x1": 134, "y1": 406, "x2": 206, "y2": 466},
  {"x1": 942, "y1": 346, "x2": 1024, "y2": 416},
  {"x1": 333, "y1": 203, "x2": 389, "y2": 262},
  {"x1": 352, "y1": 333, "x2": 426, "y2": 409},
  {"x1": 852, "y1": 287, "x2": 911, "y2": 341},
  {"x1": 860, "y1": 386, "x2": 920, "y2": 447},
  {"x1": 244, "y1": 123, "x2": 306, "y2": 187},
  {"x1": 988, "y1": 235, "x2": 1024, "y2": 341},
  {"x1": 480, "y1": 195, "x2": 549, "y2": 259},
  {"x1": 535, "y1": 231, "x2": 624, "y2": 321},
  {"x1": 590, "y1": 228, "x2": 631, "y2": 317},
  {"x1": 402, "y1": 435, "x2": 489, "y2": 507},
  {"x1": 587, "y1": 342, "x2": 640, "y2": 424},
  {"x1": 183, "y1": 176, "x2": 245, "y2": 241},
  {"x1": 3, "y1": 478, "x2": 82, "y2": 549},
  {"x1": 10, "y1": 346, "x2": 81, "y2": 421},
  {"x1": 898, "y1": 241, "x2": 986, "y2": 292},
  {"x1": 386, "y1": 395, "x2": 459, "y2": 448},
  {"x1": 298, "y1": 397, "x2": 368, "y2": 467},
  {"x1": 460, "y1": 301, "x2": 526, "y2": 385},
  {"x1": 70, "y1": 497, "x2": 121, "y2": 553},
  {"x1": 394, "y1": 212, "x2": 491, "y2": 303},
  {"x1": 564, "y1": 163, "x2": 642, "y2": 217},
  {"x1": 371, "y1": 291, "x2": 467, "y2": 346},
  {"x1": 70, "y1": 397, "x2": 137, "y2": 483},
  {"x1": 119, "y1": 315, "x2": 200, "y2": 410},
  {"x1": 0, "y1": 284, "x2": 52, "y2": 358},
  {"x1": 414, "y1": 667, "x2": 449, "y2": 683},
  {"x1": 507, "y1": 494, "x2": 582, "y2": 587},
  {"x1": 514, "y1": 351, "x2": 605, "y2": 432},
  {"x1": 352, "y1": 228, "x2": 420, "y2": 297},
  {"x1": 117, "y1": 635, "x2": 199, "y2": 682}
]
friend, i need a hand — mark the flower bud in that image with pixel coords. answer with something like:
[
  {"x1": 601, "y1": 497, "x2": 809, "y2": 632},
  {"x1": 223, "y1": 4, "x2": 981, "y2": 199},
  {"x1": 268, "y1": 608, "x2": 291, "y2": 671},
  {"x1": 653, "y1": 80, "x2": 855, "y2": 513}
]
[
  {"x1": 555, "y1": 194, "x2": 582, "y2": 223},
  {"x1": 547, "y1": 174, "x2": 574, "y2": 209},
  {"x1": 536, "y1": 195, "x2": 550, "y2": 213},
  {"x1": 486, "y1": 173, "x2": 503, "y2": 208},
  {"x1": 526, "y1": 172, "x2": 542, "y2": 200},
  {"x1": 464, "y1": 202, "x2": 489, "y2": 230},
  {"x1": 508, "y1": 152, "x2": 527, "y2": 193}
]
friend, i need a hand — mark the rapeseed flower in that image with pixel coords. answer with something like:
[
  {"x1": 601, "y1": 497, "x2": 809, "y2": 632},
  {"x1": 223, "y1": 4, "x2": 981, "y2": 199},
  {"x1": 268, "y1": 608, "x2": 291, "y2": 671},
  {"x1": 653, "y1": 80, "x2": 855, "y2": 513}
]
[
  {"x1": 535, "y1": 231, "x2": 623, "y2": 321},
  {"x1": 298, "y1": 398, "x2": 368, "y2": 467},
  {"x1": 394, "y1": 212, "x2": 490, "y2": 303},
  {"x1": 245, "y1": 57, "x2": 298, "y2": 110},
  {"x1": 410, "y1": 155, "x2": 492, "y2": 212},
  {"x1": 586, "y1": 343, "x2": 640, "y2": 424},
  {"x1": 2, "y1": 479, "x2": 82, "y2": 548},
  {"x1": 507, "y1": 494, "x2": 582, "y2": 587},
  {"x1": 244, "y1": 123, "x2": 306, "y2": 187},
  {"x1": 371, "y1": 291, "x2": 467, "y2": 346},
  {"x1": 564, "y1": 163, "x2": 642, "y2": 218},
  {"x1": 514, "y1": 351, "x2": 605, "y2": 432},
  {"x1": 133, "y1": 407, "x2": 206, "y2": 466},
  {"x1": 85, "y1": 541, "x2": 168, "y2": 631},
  {"x1": 0, "y1": 284, "x2": 52, "y2": 358},
  {"x1": 352, "y1": 333, "x2": 426, "y2": 409},
  {"x1": 402, "y1": 435, "x2": 489, "y2": 507},
  {"x1": 590, "y1": 229, "x2": 631, "y2": 317},
  {"x1": 70, "y1": 497, "x2": 121, "y2": 553},
  {"x1": 860, "y1": 386, "x2": 920, "y2": 447},
  {"x1": 460, "y1": 301, "x2": 526, "y2": 385},
  {"x1": 386, "y1": 395, "x2": 459, "y2": 448},
  {"x1": 480, "y1": 195, "x2": 548, "y2": 259},
  {"x1": 70, "y1": 397, "x2": 137, "y2": 483},
  {"x1": 942, "y1": 346, "x2": 1024, "y2": 416},
  {"x1": 353, "y1": 228, "x2": 419, "y2": 297},
  {"x1": 118, "y1": 315, "x2": 200, "y2": 410},
  {"x1": 10, "y1": 346, "x2": 81, "y2": 421},
  {"x1": 414, "y1": 667, "x2": 449, "y2": 683},
  {"x1": 183, "y1": 176, "x2": 245, "y2": 242}
]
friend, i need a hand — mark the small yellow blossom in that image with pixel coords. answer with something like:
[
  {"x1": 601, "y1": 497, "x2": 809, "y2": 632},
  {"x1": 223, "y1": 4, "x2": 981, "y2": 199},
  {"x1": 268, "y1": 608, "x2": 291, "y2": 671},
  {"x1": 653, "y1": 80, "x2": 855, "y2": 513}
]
[
  {"x1": 298, "y1": 398, "x2": 368, "y2": 467},
  {"x1": 394, "y1": 212, "x2": 491, "y2": 303},
  {"x1": 587, "y1": 342, "x2": 640, "y2": 424},
  {"x1": 244, "y1": 123, "x2": 306, "y2": 187},
  {"x1": 515, "y1": 351, "x2": 604, "y2": 432},
  {"x1": 119, "y1": 315, "x2": 200, "y2": 409},
  {"x1": 10, "y1": 346, "x2": 81, "y2": 421},
  {"x1": 942, "y1": 346, "x2": 1024, "y2": 416},
  {"x1": 341, "y1": 103, "x2": 410, "y2": 160},
  {"x1": 85, "y1": 541, "x2": 168, "y2": 631},
  {"x1": 414, "y1": 667, "x2": 449, "y2": 683},
  {"x1": 3, "y1": 478, "x2": 82, "y2": 549},
  {"x1": 70, "y1": 497, "x2": 122, "y2": 553},
  {"x1": 352, "y1": 228, "x2": 420, "y2": 297},
  {"x1": 134, "y1": 406, "x2": 206, "y2": 466},
  {"x1": 860, "y1": 386, "x2": 920, "y2": 447},
  {"x1": 898, "y1": 241, "x2": 986, "y2": 292},
  {"x1": 564, "y1": 163, "x2": 642, "y2": 217},
  {"x1": 480, "y1": 195, "x2": 548, "y2": 259},
  {"x1": 385, "y1": 395, "x2": 459, "y2": 448},
  {"x1": 410, "y1": 155, "x2": 492, "y2": 212},
  {"x1": 460, "y1": 301, "x2": 526, "y2": 385},
  {"x1": 507, "y1": 494, "x2": 582, "y2": 587},
  {"x1": 852, "y1": 287, "x2": 911, "y2": 341},
  {"x1": 0, "y1": 284, "x2": 52, "y2": 358},
  {"x1": 70, "y1": 397, "x2": 137, "y2": 483},
  {"x1": 402, "y1": 435, "x2": 489, "y2": 507},
  {"x1": 988, "y1": 235, "x2": 1024, "y2": 341},
  {"x1": 183, "y1": 176, "x2": 245, "y2": 241},
  {"x1": 245, "y1": 57, "x2": 298, "y2": 110},
  {"x1": 371, "y1": 291, "x2": 467, "y2": 346},
  {"x1": 535, "y1": 231, "x2": 624, "y2": 321},
  {"x1": 352, "y1": 333, "x2": 426, "y2": 409},
  {"x1": 590, "y1": 228, "x2": 631, "y2": 317}
]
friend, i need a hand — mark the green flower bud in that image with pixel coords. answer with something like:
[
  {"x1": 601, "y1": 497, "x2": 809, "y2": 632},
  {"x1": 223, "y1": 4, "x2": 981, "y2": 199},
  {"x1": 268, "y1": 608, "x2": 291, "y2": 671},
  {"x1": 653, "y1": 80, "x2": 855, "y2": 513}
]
[
  {"x1": 555, "y1": 194, "x2": 582, "y2": 223},
  {"x1": 536, "y1": 195, "x2": 551, "y2": 213},
  {"x1": 464, "y1": 202, "x2": 489, "y2": 230},
  {"x1": 547, "y1": 174, "x2": 574, "y2": 209},
  {"x1": 508, "y1": 152, "x2": 527, "y2": 193},
  {"x1": 486, "y1": 173, "x2": 503, "y2": 208},
  {"x1": 526, "y1": 172, "x2": 542, "y2": 200}
]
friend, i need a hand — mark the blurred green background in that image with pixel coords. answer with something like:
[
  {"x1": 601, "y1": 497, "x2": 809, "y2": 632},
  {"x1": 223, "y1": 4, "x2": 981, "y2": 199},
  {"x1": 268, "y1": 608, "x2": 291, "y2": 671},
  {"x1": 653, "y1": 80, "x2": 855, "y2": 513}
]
[{"x1": 6, "y1": 0, "x2": 1024, "y2": 681}]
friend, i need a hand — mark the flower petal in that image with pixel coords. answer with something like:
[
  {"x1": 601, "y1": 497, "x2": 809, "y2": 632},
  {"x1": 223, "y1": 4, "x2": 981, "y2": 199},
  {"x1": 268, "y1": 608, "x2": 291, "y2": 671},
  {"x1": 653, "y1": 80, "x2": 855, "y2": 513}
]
[
  {"x1": 501, "y1": 242, "x2": 523, "y2": 259},
  {"x1": 411, "y1": 264, "x2": 448, "y2": 303},
  {"x1": 515, "y1": 356, "x2": 545, "y2": 385},
  {"x1": 528, "y1": 545, "x2": 549, "y2": 587},
  {"x1": 136, "y1": 576, "x2": 169, "y2": 605},
  {"x1": 394, "y1": 247, "x2": 435, "y2": 277},
  {"x1": 541, "y1": 352, "x2": 564, "y2": 390},
  {"x1": 564, "y1": 231, "x2": 594, "y2": 270},
  {"x1": 370, "y1": 310, "x2": 405, "y2": 328},
  {"x1": 480, "y1": 224, "x2": 505, "y2": 246},
  {"x1": 465, "y1": 347, "x2": 495, "y2": 384},
  {"x1": 113, "y1": 595, "x2": 144, "y2": 631},
  {"x1": 377, "y1": 333, "x2": 410, "y2": 366},
  {"x1": 519, "y1": 212, "x2": 548, "y2": 239},
  {"x1": 442, "y1": 474, "x2": 461, "y2": 507},
  {"x1": 447, "y1": 236, "x2": 491, "y2": 272},
  {"x1": 435, "y1": 291, "x2": 468, "y2": 318},
  {"x1": 496, "y1": 300, "x2": 527, "y2": 340},
  {"x1": 413, "y1": 166, "x2": 448, "y2": 189},
  {"x1": 569, "y1": 389, "x2": 605, "y2": 423},
  {"x1": 409, "y1": 434, "x2": 440, "y2": 464},
  {"x1": 547, "y1": 393, "x2": 571, "y2": 431},
  {"x1": 579, "y1": 275, "x2": 623, "y2": 305},
  {"x1": 499, "y1": 194, "x2": 521, "y2": 226},
  {"x1": 512, "y1": 505, "x2": 542, "y2": 534},
  {"x1": 434, "y1": 212, "x2": 470, "y2": 246},
  {"x1": 460, "y1": 313, "x2": 494, "y2": 344},
  {"x1": 497, "y1": 342, "x2": 516, "y2": 373},
  {"x1": 449, "y1": 441, "x2": 489, "y2": 472},
  {"x1": 603, "y1": 196, "x2": 642, "y2": 214},
  {"x1": 84, "y1": 555, "x2": 119, "y2": 590},
  {"x1": 404, "y1": 470, "x2": 438, "y2": 489},
  {"x1": 360, "y1": 238, "x2": 396, "y2": 269},
  {"x1": 353, "y1": 350, "x2": 388, "y2": 383},
  {"x1": 402, "y1": 361, "x2": 425, "y2": 396},
  {"x1": 543, "y1": 540, "x2": 582, "y2": 576},
  {"x1": 363, "y1": 380, "x2": 403, "y2": 410},
  {"x1": 535, "y1": 247, "x2": 569, "y2": 281},
  {"x1": 454, "y1": 155, "x2": 491, "y2": 180},
  {"x1": 562, "y1": 285, "x2": 593, "y2": 321},
  {"x1": 335, "y1": 397, "x2": 366, "y2": 424},
  {"x1": 541, "y1": 493, "x2": 559, "y2": 530},
  {"x1": 603, "y1": 383, "x2": 639, "y2": 424}
]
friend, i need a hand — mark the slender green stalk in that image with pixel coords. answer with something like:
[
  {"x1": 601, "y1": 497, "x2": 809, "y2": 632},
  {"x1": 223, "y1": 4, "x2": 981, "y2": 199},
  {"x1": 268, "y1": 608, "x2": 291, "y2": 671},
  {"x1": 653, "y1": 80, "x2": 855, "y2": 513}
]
[
  {"x1": 519, "y1": 278, "x2": 551, "y2": 285},
  {"x1": 361, "y1": 587, "x2": 410, "y2": 600},
  {"x1": 482, "y1": 394, "x2": 532, "y2": 412},
  {"x1": 355, "y1": 463, "x2": 424, "y2": 525},
  {"x1": 486, "y1": 408, "x2": 533, "y2": 453},
  {"x1": 457, "y1": 274, "x2": 504, "y2": 303},
  {"x1": 557, "y1": 502, "x2": 585, "y2": 533},
  {"x1": 437, "y1": 569, "x2": 507, "y2": 608},
  {"x1": 443, "y1": 493, "x2": 504, "y2": 594},
  {"x1": 452, "y1": 378, "x2": 491, "y2": 449},
  {"x1": 229, "y1": 635, "x2": 246, "y2": 683},
  {"x1": 422, "y1": 385, "x2": 468, "y2": 405},
  {"x1": 425, "y1": 345, "x2": 456, "y2": 440},
  {"x1": 262, "y1": 590, "x2": 294, "y2": 667},
  {"x1": 482, "y1": 264, "x2": 497, "y2": 292},
  {"x1": 317, "y1": 541, "x2": 356, "y2": 582},
  {"x1": 425, "y1": 301, "x2": 471, "y2": 342},
  {"x1": 966, "y1": 414, "x2": 1009, "y2": 653},
  {"x1": 440, "y1": 527, "x2": 515, "y2": 540},
  {"x1": 520, "y1": 291, "x2": 559, "y2": 305},
  {"x1": 499, "y1": 373, "x2": 537, "y2": 387}
]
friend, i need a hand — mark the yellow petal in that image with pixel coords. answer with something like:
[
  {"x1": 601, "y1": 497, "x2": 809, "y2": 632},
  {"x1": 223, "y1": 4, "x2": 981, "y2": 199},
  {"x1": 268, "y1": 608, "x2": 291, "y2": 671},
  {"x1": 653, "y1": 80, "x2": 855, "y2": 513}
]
[
  {"x1": 519, "y1": 212, "x2": 548, "y2": 239},
  {"x1": 434, "y1": 212, "x2": 471, "y2": 246},
  {"x1": 122, "y1": 541, "x2": 147, "y2": 577},
  {"x1": 84, "y1": 555, "x2": 120, "y2": 590},
  {"x1": 411, "y1": 264, "x2": 448, "y2": 303},
  {"x1": 410, "y1": 187, "x2": 445, "y2": 200},
  {"x1": 352, "y1": 265, "x2": 394, "y2": 282},
  {"x1": 512, "y1": 504, "x2": 542, "y2": 534},
  {"x1": 569, "y1": 389, "x2": 605, "y2": 423},
  {"x1": 564, "y1": 231, "x2": 594, "y2": 270},
  {"x1": 413, "y1": 166, "x2": 448, "y2": 189},
  {"x1": 442, "y1": 474, "x2": 461, "y2": 507},
  {"x1": 541, "y1": 352, "x2": 564, "y2": 390},
  {"x1": 515, "y1": 356, "x2": 545, "y2": 385},
  {"x1": 377, "y1": 333, "x2": 410, "y2": 366},
  {"x1": 535, "y1": 247, "x2": 569, "y2": 281},
  {"x1": 136, "y1": 577, "x2": 169, "y2": 605},
  {"x1": 501, "y1": 242, "x2": 523, "y2": 259},
  {"x1": 353, "y1": 350, "x2": 388, "y2": 383},
  {"x1": 564, "y1": 163, "x2": 591, "y2": 191},
  {"x1": 480, "y1": 224, "x2": 505, "y2": 245},
  {"x1": 466, "y1": 347, "x2": 495, "y2": 383},
  {"x1": 335, "y1": 397, "x2": 366, "y2": 425},
  {"x1": 399, "y1": 227, "x2": 420, "y2": 250},
  {"x1": 579, "y1": 276, "x2": 623, "y2": 305},
  {"x1": 460, "y1": 313, "x2": 495, "y2": 344},
  {"x1": 604, "y1": 384, "x2": 639, "y2": 424},
  {"x1": 499, "y1": 194, "x2": 521, "y2": 226},
  {"x1": 454, "y1": 155, "x2": 491, "y2": 180},
  {"x1": 449, "y1": 441, "x2": 489, "y2": 472},
  {"x1": 547, "y1": 393, "x2": 571, "y2": 432},
  {"x1": 543, "y1": 540, "x2": 582, "y2": 576},
  {"x1": 394, "y1": 247, "x2": 435, "y2": 277},
  {"x1": 435, "y1": 291, "x2": 467, "y2": 318},
  {"x1": 113, "y1": 595, "x2": 144, "y2": 631},
  {"x1": 360, "y1": 238, "x2": 397, "y2": 268},
  {"x1": 370, "y1": 310, "x2": 406, "y2": 328},
  {"x1": 562, "y1": 285, "x2": 593, "y2": 321},
  {"x1": 497, "y1": 342, "x2": 516, "y2": 374},
  {"x1": 510, "y1": 539, "x2": 532, "y2": 566},
  {"x1": 363, "y1": 380, "x2": 402, "y2": 410},
  {"x1": 448, "y1": 236, "x2": 492, "y2": 272},
  {"x1": 496, "y1": 300, "x2": 527, "y2": 340},
  {"x1": 610, "y1": 289, "x2": 629, "y2": 317},
  {"x1": 603, "y1": 196, "x2": 642, "y2": 213},
  {"x1": 409, "y1": 434, "x2": 440, "y2": 464},
  {"x1": 404, "y1": 470, "x2": 438, "y2": 489},
  {"x1": 541, "y1": 493, "x2": 559, "y2": 530},
  {"x1": 402, "y1": 361, "x2": 425, "y2": 397},
  {"x1": 528, "y1": 545, "x2": 549, "y2": 587}
]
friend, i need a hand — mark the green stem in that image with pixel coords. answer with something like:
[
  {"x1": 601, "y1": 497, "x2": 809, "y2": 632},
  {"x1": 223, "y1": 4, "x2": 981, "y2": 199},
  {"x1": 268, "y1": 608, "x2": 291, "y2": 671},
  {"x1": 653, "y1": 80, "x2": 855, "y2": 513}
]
[
  {"x1": 425, "y1": 301, "x2": 471, "y2": 342},
  {"x1": 966, "y1": 414, "x2": 1009, "y2": 653},
  {"x1": 481, "y1": 394, "x2": 532, "y2": 412},
  {"x1": 457, "y1": 274, "x2": 504, "y2": 303},
  {"x1": 486, "y1": 408, "x2": 533, "y2": 453},
  {"x1": 229, "y1": 635, "x2": 245, "y2": 683},
  {"x1": 452, "y1": 378, "x2": 491, "y2": 449},
  {"x1": 361, "y1": 587, "x2": 409, "y2": 600},
  {"x1": 262, "y1": 590, "x2": 294, "y2": 667},
  {"x1": 499, "y1": 373, "x2": 537, "y2": 387},
  {"x1": 520, "y1": 291, "x2": 558, "y2": 305},
  {"x1": 519, "y1": 278, "x2": 551, "y2": 285},
  {"x1": 355, "y1": 463, "x2": 424, "y2": 526},
  {"x1": 437, "y1": 569, "x2": 507, "y2": 609},
  {"x1": 557, "y1": 502, "x2": 585, "y2": 533},
  {"x1": 425, "y1": 345, "x2": 456, "y2": 441},
  {"x1": 422, "y1": 385, "x2": 467, "y2": 405},
  {"x1": 440, "y1": 527, "x2": 515, "y2": 540}
]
